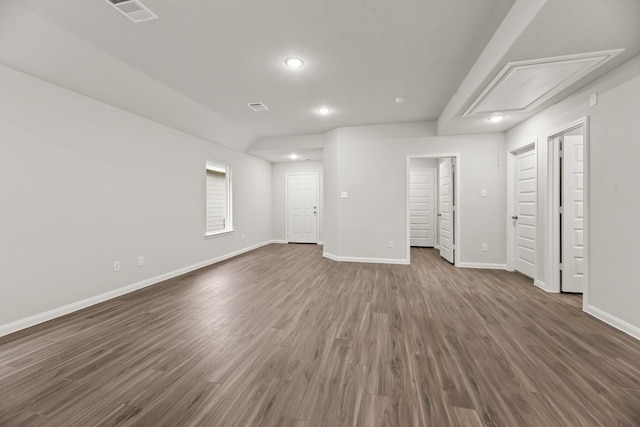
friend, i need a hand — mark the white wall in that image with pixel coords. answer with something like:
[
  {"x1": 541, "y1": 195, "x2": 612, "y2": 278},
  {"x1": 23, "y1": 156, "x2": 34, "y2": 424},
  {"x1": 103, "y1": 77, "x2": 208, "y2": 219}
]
[
  {"x1": 323, "y1": 130, "x2": 340, "y2": 256},
  {"x1": 0, "y1": 1, "x2": 255, "y2": 152},
  {"x1": 323, "y1": 123, "x2": 507, "y2": 266},
  {"x1": 0, "y1": 65, "x2": 272, "y2": 334},
  {"x1": 409, "y1": 158, "x2": 439, "y2": 169},
  {"x1": 248, "y1": 134, "x2": 324, "y2": 162},
  {"x1": 506, "y1": 53, "x2": 640, "y2": 337},
  {"x1": 271, "y1": 161, "x2": 324, "y2": 242}
]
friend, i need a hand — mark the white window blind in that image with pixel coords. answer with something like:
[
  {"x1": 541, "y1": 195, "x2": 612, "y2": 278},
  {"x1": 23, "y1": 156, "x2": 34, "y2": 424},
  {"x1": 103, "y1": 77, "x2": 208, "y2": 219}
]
[{"x1": 206, "y1": 162, "x2": 232, "y2": 236}]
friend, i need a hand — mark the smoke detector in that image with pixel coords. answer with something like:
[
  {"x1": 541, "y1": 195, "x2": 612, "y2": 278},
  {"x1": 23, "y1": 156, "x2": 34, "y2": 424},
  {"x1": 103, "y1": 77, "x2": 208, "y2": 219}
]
[{"x1": 105, "y1": 0, "x2": 158, "y2": 23}]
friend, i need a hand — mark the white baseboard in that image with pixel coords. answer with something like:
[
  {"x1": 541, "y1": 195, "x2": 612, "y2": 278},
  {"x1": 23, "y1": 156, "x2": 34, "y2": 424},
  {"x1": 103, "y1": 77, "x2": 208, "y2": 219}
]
[
  {"x1": 584, "y1": 304, "x2": 640, "y2": 341},
  {"x1": 0, "y1": 240, "x2": 275, "y2": 338},
  {"x1": 456, "y1": 262, "x2": 506, "y2": 270},
  {"x1": 533, "y1": 279, "x2": 557, "y2": 293},
  {"x1": 323, "y1": 252, "x2": 409, "y2": 265},
  {"x1": 272, "y1": 240, "x2": 324, "y2": 246}
]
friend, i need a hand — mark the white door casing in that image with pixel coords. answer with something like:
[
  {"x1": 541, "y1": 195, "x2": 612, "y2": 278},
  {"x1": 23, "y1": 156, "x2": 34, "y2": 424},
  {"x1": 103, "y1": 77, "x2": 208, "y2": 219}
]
[
  {"x1": 287, "y1": 173, "x2": 318, "y2": 243},
  {"x1": 561, "y1": 135, "x2": 584, "y2": 292},
  {"x1": 410, "y1": 168, "x2": 436, "y2": 247},
  {"x1": 438, "y1": 158, "x2": 454, "y2": 264},
  {"x1": 514, "y1": 148, "x2": 536, "y2": 278}
]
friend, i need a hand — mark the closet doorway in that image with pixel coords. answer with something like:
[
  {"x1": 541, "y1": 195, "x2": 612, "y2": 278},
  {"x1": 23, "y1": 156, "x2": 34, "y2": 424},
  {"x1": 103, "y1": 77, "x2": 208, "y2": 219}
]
[{"x1": 406, "y1": 155, "x2": 459, "y2": 265}]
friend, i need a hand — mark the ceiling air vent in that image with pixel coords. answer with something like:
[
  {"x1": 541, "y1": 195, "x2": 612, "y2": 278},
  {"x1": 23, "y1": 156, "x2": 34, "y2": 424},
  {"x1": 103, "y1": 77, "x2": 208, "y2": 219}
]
[
  {"x1": 247, "y1": 102, "x2": 269, "y2": 112},
  {"x1": 105, "y1": 0, "x2": 158, "y2": 23},
  {"x1": 464, "y1": 49, "x2": 624, "y2": 117}
]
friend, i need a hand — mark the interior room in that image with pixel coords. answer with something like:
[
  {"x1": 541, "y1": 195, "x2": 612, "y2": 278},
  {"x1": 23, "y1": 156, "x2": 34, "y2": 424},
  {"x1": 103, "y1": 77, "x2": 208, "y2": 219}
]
[{"x1": 1, "y1": 0, "x2": 639, "y2": 425}]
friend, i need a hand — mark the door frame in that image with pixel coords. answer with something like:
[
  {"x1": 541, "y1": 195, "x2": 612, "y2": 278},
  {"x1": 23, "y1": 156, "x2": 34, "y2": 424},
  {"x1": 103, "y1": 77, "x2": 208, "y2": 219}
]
[
  {"x1": 406, "y1": 153, "x2": 461, "y2": 266},
  {"x1": 285, "y1": 172, "x2": 320, "y2": 244},
  {"x1": 545, "y1": 117, "x2": 590, "y2": 306},
  {"x1": 506, "y1": 140, "x2": 537, "y2": 278}
]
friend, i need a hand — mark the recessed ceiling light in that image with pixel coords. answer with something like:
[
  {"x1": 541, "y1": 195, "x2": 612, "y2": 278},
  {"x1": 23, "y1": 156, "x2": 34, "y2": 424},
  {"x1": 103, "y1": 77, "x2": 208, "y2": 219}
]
[
  {"x1": 394, "y1": 96, "x2": 406, "y2": 104},
  {"x1": 285, "y1": 57, "x2": 304, "y2": 68},
  {"x1": 488, "y1": 113, "x2": 506, "y2": 123},
  {"x1": 288, "y1": 154, "x2": 299, "y2": 160},
  {"x1": 317, "y1": 107, "x2": 331, "y2": 115}
]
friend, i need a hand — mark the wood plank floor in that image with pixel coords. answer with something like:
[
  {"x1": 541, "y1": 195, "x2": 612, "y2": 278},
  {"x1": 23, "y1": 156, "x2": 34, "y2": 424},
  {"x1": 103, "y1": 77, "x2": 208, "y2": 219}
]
[{"x1": 1, "y1": 244, "x2": 639, "y2": 426}]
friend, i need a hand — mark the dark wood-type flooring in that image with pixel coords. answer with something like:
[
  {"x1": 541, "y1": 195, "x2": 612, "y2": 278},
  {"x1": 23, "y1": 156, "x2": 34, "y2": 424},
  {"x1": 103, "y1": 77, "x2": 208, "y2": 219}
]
[{"x1": 1, "y1": 244, "x2": 639, "y2": 426}]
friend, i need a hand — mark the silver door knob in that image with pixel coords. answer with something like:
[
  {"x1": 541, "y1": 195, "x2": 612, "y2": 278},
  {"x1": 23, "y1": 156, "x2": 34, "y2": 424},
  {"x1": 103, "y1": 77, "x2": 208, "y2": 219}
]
[
  {"x1": 437, "y1": 213, "x2": 442, "y2": 217},
  {"x1": 512, "y1": 215, "x2": 518, "y2": 220}
]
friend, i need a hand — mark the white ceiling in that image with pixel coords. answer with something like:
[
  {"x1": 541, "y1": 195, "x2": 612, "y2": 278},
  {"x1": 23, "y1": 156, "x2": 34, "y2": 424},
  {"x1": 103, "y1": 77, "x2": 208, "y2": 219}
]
[
  {"x1": 3, "y1": 0, "x2": 513, "y2": 143},
  {"x1": 2, "y1": 0, "x2": 640, "y2": 160},
  {"x1": 438, "y1": 0, "x2": 640, "y2": 135}
]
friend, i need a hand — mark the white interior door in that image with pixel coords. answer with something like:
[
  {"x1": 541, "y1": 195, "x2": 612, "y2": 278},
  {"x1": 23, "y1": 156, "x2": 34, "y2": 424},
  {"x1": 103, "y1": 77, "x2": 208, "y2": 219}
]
[
  {"x1": 438, "y1": 158, "x2": 454, "y2": 263},
  {"x1": 410, "y1": 168, "x2": 436, "y2": 247},
  {"x1": 514, "y1": 148, "x2": 536, "y2": 278},
  {"x1": 561, "y1": 135, "x2": 584, "y2": 292},
  {"x1": 287, "y1": 174, "x2": 318, "y2": 243}
]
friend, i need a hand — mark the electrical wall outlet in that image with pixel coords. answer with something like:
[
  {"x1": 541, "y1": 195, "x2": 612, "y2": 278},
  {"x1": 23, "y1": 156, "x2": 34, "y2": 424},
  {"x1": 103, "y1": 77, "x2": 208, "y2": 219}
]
[
  {"x1": 113, "y1": 261, "x2": 121, "y2": 272},
  {"x1": 138, "y1": 256, "x2": 144, "y2": 266},
  {"x1": 481, "y1": 243, "x2": 488, "y2": 252},
  {"x1": 241, "y1": 234, "x2": 245, "y2": 240}
]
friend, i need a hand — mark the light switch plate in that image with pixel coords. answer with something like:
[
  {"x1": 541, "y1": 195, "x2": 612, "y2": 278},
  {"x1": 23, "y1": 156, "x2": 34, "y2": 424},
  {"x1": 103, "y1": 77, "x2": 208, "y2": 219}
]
[{"x1": 340, "y1": 191, "x2": 348, "y2": 199}]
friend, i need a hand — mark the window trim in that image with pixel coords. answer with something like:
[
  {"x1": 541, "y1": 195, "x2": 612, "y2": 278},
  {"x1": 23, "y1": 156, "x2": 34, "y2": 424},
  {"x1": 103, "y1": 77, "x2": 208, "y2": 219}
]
[{"x1": 205, "y1": 161, "x2": 233, "y2": 238}]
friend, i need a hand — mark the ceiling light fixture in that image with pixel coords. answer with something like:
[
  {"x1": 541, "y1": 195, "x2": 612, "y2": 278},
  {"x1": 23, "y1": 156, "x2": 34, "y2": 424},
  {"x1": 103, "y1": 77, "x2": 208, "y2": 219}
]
[
  {"x1": 285, "y1": 57, "x2": 304, "y2": 68},
  {"x1": 394, "y1": 96, "x2": 406, "y2": 104},
  {"x1": 488, "y1": 113, "x2": 506, "y2": 123},
  {"x1": 317, "y1": 107, "x2": 331, "y2": 115},
  {"x1": 288, "y1": 154, "x2": 299, "y2": 160}
]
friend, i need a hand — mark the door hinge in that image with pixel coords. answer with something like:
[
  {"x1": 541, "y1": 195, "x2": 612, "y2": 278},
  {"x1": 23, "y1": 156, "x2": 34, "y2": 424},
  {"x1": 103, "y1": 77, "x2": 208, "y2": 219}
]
[
  {"x1": 559, "y1": 262, "x2": 563, "y2": 271},
  {"x1": 559, "y1": 149, "x2": 564, "y2": 158},
  {"x1": 558, "y1": 206, "x2": 564, "y2": 214}
]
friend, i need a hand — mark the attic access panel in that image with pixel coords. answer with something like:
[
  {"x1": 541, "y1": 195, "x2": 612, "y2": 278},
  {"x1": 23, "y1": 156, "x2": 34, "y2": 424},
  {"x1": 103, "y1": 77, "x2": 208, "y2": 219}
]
[{"x1": 464, "y1": 49, "x2": 624, "y2": 117}]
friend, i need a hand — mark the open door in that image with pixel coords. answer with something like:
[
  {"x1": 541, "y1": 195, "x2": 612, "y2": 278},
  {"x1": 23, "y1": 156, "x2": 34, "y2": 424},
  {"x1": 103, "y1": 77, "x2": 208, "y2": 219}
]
[
  {"x1": 513, "y1": 147, "x2": 536, "y2": 278},
  {"x1": 438, "y1": 158, "x2": 455, "y2": 264},
  {"x1": 561, "y1": 135, "x2": 585, "y2": 292}
]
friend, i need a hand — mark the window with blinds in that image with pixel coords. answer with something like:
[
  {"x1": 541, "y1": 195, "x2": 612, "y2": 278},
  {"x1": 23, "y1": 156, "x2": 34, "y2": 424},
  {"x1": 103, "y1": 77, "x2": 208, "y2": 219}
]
[{"x1": 206, "y1": 161, "x2": 232, "y2": 236}]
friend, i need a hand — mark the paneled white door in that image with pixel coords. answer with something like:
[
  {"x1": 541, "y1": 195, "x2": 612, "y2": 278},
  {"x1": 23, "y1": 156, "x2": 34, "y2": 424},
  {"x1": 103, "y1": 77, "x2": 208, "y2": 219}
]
[
  {"x1": 287, "y1": 174, "x2": 318, "y2": 243},
  {"x1": 438, "y1": 158, "x2": 454, "y2": 264},
  {"x1": 561, "y1": 135, "x2": 584, "y2": 293},
  {"x1": 410, "y1": 168, "x2": 436, "y2": 247},
  {"x1": 514, "y1": 148, "x2": 536, "y2": 278}
]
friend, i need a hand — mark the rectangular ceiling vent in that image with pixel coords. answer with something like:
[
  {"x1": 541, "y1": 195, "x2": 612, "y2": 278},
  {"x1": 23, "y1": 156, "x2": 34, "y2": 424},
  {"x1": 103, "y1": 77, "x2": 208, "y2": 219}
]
[
  {"x1": 464, "y1": 49, "x2": 624, "y2": 117},
  {"x1": 105, "y1": 0, "x2": 158, "y2": 23},
  {"x1": 247, "y1": 102, "x2": 269, "y2": 112}
]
